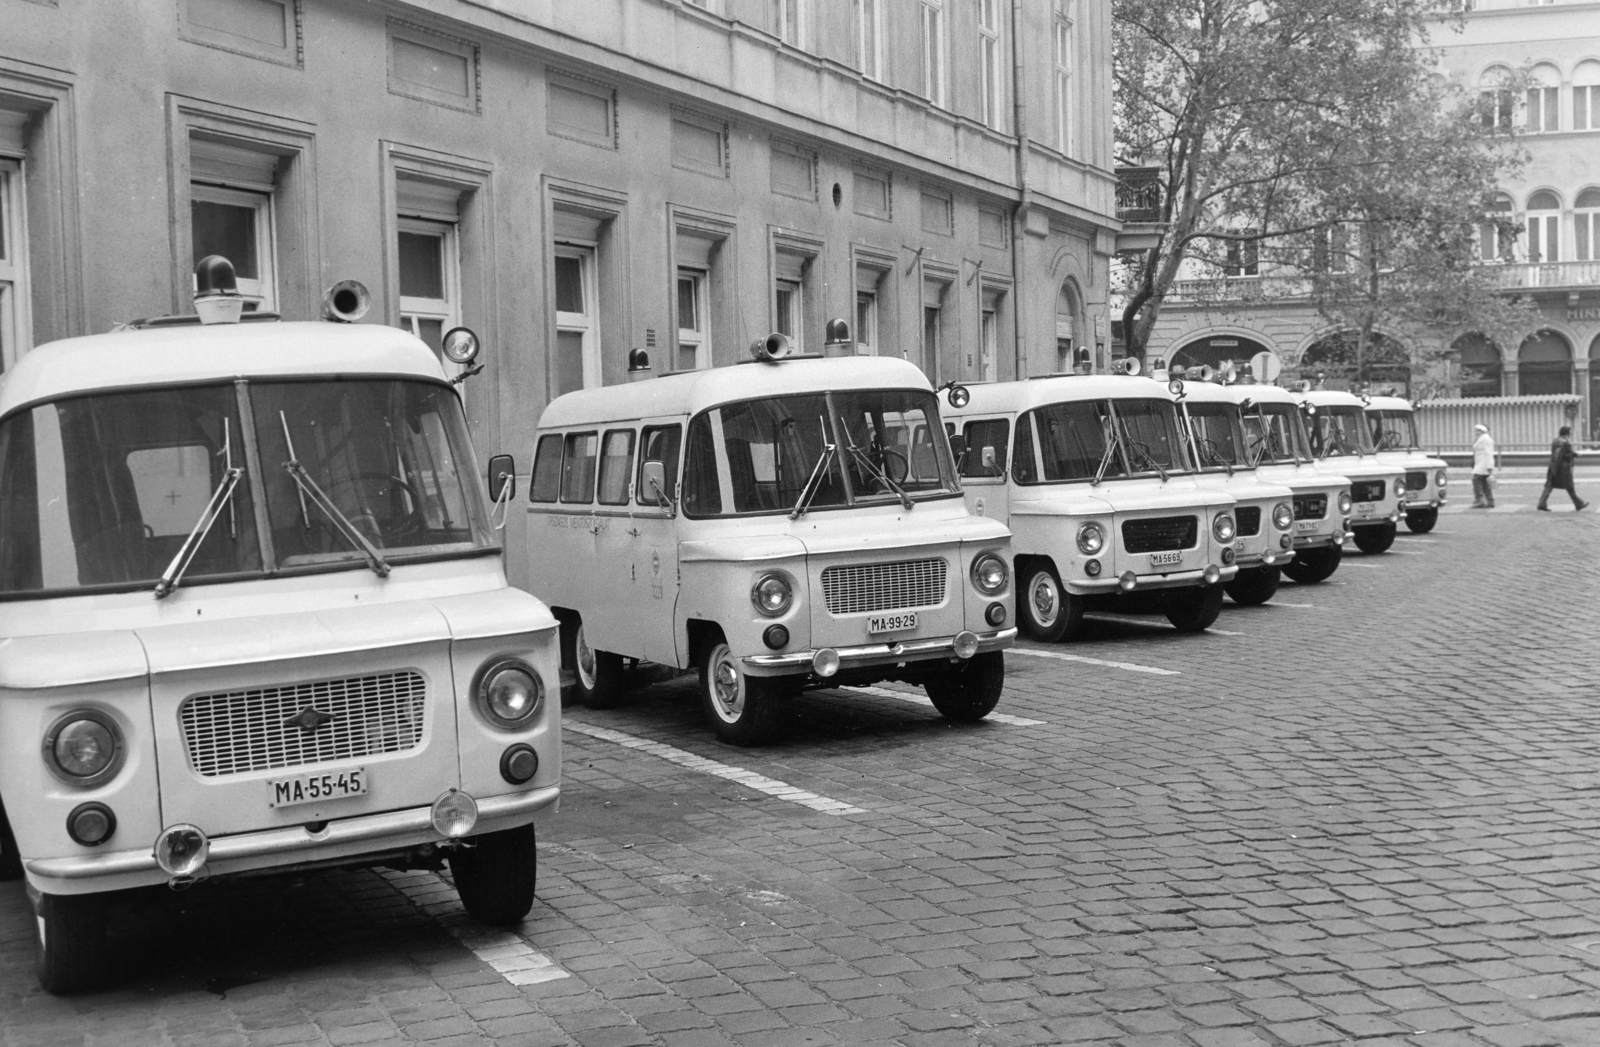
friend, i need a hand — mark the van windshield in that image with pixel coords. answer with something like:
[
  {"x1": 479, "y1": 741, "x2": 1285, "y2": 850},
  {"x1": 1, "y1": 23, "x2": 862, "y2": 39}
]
[
  {"x1": 1368, "y1": 409, "x2": 1419, "y2": 451},
  {"x1": 1243, "y1": 403, "x2": 1313, "y2": 464},
  {"x1": 1184, "y1": 402, "x2": 1247, "y2": 469},
  {"x1": 0, "y1": 378, "x2": 494, "y2": 598},
  {"x1": 1020, "y1": 397, "x2": 1190, "y2": 483},
  {"x1": 1309, "y1": 405, "x2": 1375, "y2": 457},
  {"x1": 682, "y1": 388, "x2": 957, "y2": 517}
]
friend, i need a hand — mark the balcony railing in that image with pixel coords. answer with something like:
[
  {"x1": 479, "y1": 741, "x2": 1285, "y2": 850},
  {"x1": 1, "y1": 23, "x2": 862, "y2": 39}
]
[
  {"x1": 1483, "y1": 260, "x2": 1600, "y2": 290},
  {"x1": 1115, "y1": 166, "x2": 1163, "y2": 224}
]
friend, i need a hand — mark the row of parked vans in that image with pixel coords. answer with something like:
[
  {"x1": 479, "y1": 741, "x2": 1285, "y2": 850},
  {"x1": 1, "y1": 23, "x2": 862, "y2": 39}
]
[{"x1": 0, "y1": 268, "x2": 1447, "y2": 993}]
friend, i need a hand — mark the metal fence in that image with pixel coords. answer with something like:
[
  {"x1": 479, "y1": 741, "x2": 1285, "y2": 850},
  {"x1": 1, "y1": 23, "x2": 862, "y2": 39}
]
[{"x1": 1414, "y1": 395, "x2": 1581, "y2": 453}]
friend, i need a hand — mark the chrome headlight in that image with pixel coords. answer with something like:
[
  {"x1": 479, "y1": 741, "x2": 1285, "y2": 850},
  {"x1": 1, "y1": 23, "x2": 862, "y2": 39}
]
[
  {"x1": 1393, "y1": 477, "x2": 1407, "y2": 499},
  {"x1": 1436, "y1": 469, "x2": 1448, "y2": 488},
  {"x1": 1272, "y1": 502, "x2": 1293, "y2": 531},
  {"x1": 42, "y1": 710, "x2": 125, "y2": 787},
  {"x1": 1337, "y1": 490, "x2": 1353, "y2": 514},
  {"x1": 751, "y1": 572, "x2": 794, "y2": 617},
  {"x1": 970, "y1": 553, "x2": 1009, "y2": 595},
  {"x1": 476, "y1": 658, "x2": 545, "y2": 729},
  {"x1": 1076, "y1": 522, "x2": 1106, "y2": 556},
  {"x1": 1212, "y1": 513, "x2": 1236, "y2": 543}
]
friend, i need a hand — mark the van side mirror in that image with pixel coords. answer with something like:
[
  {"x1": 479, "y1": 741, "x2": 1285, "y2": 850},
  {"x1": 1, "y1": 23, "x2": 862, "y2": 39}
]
[
  {"x1": 981, "y1": 446, "x2": 997, "y2": 473},
  {"x1": 487, "y1": 454, "x2": 516, "y2": 502},
  {"x1": 642, "y1": 460, "x2": 673, "y2": 514}
]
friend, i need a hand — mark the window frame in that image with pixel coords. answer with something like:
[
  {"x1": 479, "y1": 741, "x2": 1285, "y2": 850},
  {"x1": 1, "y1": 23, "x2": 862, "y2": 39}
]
[
  {"x1": 189, "y1": 181, "x2": 278, "y2": 312},
  {"x1": 636, "y1": 423, "x2": 683, "y2": 509},
  {"x1": 596, "y1": 428, "x2": 636, "y2": 506},
  {"x1": 856, "y1": 0, "x2": 883, "y2": 81},
  {"x1": 1053, "y1": 4, "x2": 1073, "y2": 154},
  {"x1": 920, "y1": 0, "x2": 946, "y2": 108},
  {"x1": 554, "y1": 241, "x2": 601, "y2": 392},
  {"x1": 0, "y1": 158, "x2": 31, "y2": 373},
  {"x1": 677, "y1": 267, "x2": 711, "y2": 371},
  {"x1": 558, "y1": 430, "x2": 600, "y2": 505},
  {"x1": 396, "y1": 216, "x2": 461, "y2": 361},
  {"x1": 978, "y1": 0, "x2": 1003, "y2": 130}
]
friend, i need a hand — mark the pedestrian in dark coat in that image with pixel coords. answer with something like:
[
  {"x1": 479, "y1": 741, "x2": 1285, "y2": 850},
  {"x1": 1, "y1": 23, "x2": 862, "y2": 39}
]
[{"x1": 1536, "y1": 425, "x2": 1587, "y2": 511}]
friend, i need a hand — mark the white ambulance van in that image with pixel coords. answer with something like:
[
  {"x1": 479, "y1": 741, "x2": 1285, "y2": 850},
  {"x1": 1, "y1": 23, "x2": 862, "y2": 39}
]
[
  {"x1": 1214, "y1": 383, "x2": 1353, "y2": 585},
  {"x1": 1293, "y1": 389, "x2": 1410, "y2": 554},
  {"x1": 525, "y1": 337, "x2": 1015, "y2": 747},
  {"x1": 944, "y1": 371, "x2": 1238, "y2": 640},
  {"x1": 0, "y1": 260, "x2": 559, "y2": 993},
  {"x1": 1165, "y1": 374, "x2": 1298, "y2": 606},
  {"x1": 1364, "y1": 395, "x2": 1449, "y2": 533}
]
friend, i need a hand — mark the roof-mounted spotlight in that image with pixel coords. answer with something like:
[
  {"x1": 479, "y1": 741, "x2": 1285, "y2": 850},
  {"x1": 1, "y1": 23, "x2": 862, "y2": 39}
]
[{"x1": 939, "y1": 380, "x2": 971, "y2": 408}]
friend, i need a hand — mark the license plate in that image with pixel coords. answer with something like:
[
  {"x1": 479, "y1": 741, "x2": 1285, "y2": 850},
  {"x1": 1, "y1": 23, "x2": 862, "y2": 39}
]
[
  {"x1": 1356, "y1": 503, "x2": 1376, "y2": 516},
  {"x1": 1149, "y1": 550, "x2": 1182, "y2": 567},
  {"x1": 1295, "y1": 520, "x2": 1318, "y2": 532},
  {"x1": 268, "y1": 767, "x2": 367, "y2": 809},
  {"x1": 1234, "y1": 538, "x2": 1247, "y2": 551},
  {"x1": 868, "y1": 612, "x2": 918, "y2": 635}
]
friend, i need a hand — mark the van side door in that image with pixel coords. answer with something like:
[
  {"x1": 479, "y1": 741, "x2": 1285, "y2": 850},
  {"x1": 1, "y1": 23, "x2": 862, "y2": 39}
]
[{"x1": 632, "y1": 420, "x2": 684, "y2": 667}]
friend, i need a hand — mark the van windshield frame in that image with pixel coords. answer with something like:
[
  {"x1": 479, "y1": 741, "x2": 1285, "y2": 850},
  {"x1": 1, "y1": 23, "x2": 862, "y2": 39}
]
[
  {"x1": 680, "y1": 387, "x2": 960, "y2": 519},
  {"x1": 1368, "y1": 409, "x2": 1420, "y2": 451},
  {"x1": 1015, "y1": 397, "x2": 1194, "y2": 485},
  {"x1": 1310, "y1": 404, "x2": 1377, "y2": 458},
  {"x1": 1243, "y1": 403, "x2": 1314, "y2": 464}
]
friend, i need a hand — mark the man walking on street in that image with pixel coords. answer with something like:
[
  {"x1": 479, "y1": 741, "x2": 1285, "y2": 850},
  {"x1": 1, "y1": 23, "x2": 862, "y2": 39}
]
[
  {"x1": 1471, "y1": 423, "x2": 1497, "y2": 508},
  {"x1": 1536, "y1": 425, "x2": 1587, "y2": 511}
]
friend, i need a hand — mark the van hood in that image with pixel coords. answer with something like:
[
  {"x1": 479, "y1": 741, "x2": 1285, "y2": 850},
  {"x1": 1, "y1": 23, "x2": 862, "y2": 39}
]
[
  {"x1": 678, "y1": 498, "x2": 1008, "y2": 563},
  {"x1": 1014, "y1": 479, "x2": 1229, "y2": 515}
]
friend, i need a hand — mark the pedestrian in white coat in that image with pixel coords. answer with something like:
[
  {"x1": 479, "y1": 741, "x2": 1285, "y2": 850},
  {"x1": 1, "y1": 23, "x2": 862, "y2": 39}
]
[{"x1": 1471, "y1": 423, "x2": 1497, "y2": 508}]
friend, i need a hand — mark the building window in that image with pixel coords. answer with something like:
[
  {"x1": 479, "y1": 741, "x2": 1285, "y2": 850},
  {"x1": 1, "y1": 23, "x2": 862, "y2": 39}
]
[
  {"x1": 980, "y1": 304, "x2": 999, "y2": 382},
  {"x1": 921, "y1": 0, "x2": 945, "y2": 108},
  {"x1": 190, "y1": 183, "x2": 276, "y2": 311},
  {"x1": 775, "y1": 279, "x2": 803, "y2": 350},
  {"x1": 1526, "y1": 82, "x2": 1559, "y2": 133},
  {"x1": 978, "y1": 0, "x2": 1003, "y2": 130},
  {"x1": 1479, "y1": 194, "x2": 1515, "y2": 262},
  {"x1": 0, "y1": 158, "x2": 29, "y2": 372},
  {"x1": 1576, "y1": 188, "x2": 1600, "y2": 262},
  {"x1": 554, "y1": 244, "x2": 598, "y2": 395},
  {"x1": 1223, "y1": 234, "x2": 1259, "y2": 278},
  {"x1": 677, "y1": 269, "x2": 709, "y2": 371},
  {"x1": 1526, "y1": 190, "x2": 1561, "y2": 264},
  {"x1": 1054, "y1": 2, "x2": 1073, "y2": 154},
  {"x1": 1479, "y1": 67, "x2": 1515, "y2": 130},
  {"x1": 922, "y1": 274, "x2": 951, "y2": 380},
  {"x1": 1519, "y1": 329, "x2": 1572, "y2": 395},
  {"x1": 855, "y1": 291, "x2": 879, "y2": 356},
  {"x1": 856, "y1": 0, "x2": 883, "y2": 81},
  {"x1": 1575, "y1": 62, "x2": 1600, "y2": 131},
  {"x1": 774, "y1": 0, "x2": 805, "y2": 48},
  {"x1": 397, "y1": 218, "x2": 458, "y2": 359}
]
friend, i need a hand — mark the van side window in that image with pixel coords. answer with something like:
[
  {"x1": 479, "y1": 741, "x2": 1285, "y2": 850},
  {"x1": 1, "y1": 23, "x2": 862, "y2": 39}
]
[
  {"x1": 559, "y1": 431, "x2": 598, "y2": 503},
  {"x1": 1012, "y1": 413, "x2": 1038, "y2": 483},
  {"x1": 682, "y1": 414, "x2": 722, "y2": 516},
  {"x1": 530, "y1": 434, "x2": 562, "y2": 502},
  {"x1": 596, "y1": 429, "x2": 635, "y2": 505},
  {"x1": 637, "y1": 424, "x2": 682, "y2": 507},
  {"x1": 960, "y1": 420, "x2": 1009, "y2": 478}
]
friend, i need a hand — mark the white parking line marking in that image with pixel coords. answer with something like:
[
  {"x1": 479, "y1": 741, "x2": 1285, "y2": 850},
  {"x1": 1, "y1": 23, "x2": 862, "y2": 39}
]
[
  {"x1": 450, "y1": 925, "x2": 570, "y2": 986},
  {"x1": 1084, "y1": 613, "x2": 1239, "y2": 635},
  {"x1": 1333, "y1": 562, "x2": 1383, "y2": 569},
  {"x1": 1009, "y1": 647, "x2": 1180, "y2": 675},
  {"x1": 564, "y1": 720, "x2": 865, "y2": 815},
  {"x1": 1272, "y1": 602, "x2": 1317, "y2": 609},
  {"x1": 843, "y1": 685, "x2": 1047, "y2": 726},
  {"x1": 1386, "y1": 550, "x2": 1422, "y2": 555},
  {"x1": 1394, "y1": 537, "x2": 1438, "y2": 543}
]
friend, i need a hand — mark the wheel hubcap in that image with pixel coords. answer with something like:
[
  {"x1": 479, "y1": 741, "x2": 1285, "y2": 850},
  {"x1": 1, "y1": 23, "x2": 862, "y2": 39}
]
[
  {"x1": 576, "y1": 626, "x2": 597, "y2": 689},
  {"x1": 711, "y1": 650, "x2": 743, "y2": 721},
  {"x1": 1030, "y1": 576, "x2": 1059, "y2": 626}
]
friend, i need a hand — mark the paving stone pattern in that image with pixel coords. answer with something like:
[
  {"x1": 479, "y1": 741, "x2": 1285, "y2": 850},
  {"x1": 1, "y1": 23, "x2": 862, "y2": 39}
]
[{"x1": 4, "y1": 510, "x2": 1600, "y2": 1046}]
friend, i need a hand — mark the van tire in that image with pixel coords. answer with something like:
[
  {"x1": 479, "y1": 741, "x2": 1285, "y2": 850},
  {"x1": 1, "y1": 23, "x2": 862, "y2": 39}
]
[
  {"x1": 564, "y1": 618, "x2": 626, "y2": 709},
  {"x1": 1352, "y1": 522, "x2": 1397, "y2": 554},
  {"x1": 700, "y1": 639, "x2": 782, "y2": 747},
  {"x1": 1018, "y1": 562, "x2": 1081, "y2": 642},
  {"x1": 924, "y1": 651, "x2": 1004, "y2": 722},
  {"x1": 1223, "y1": 564, "x2": 1280, "y2": 606},
  {"x1": 1405, "y1": 508, "x2": 1438, "y2": 533},
  {"x1": 0, "y1": 801, "x2": 21, "y2": 881},
  {"x1": 450, "y1": 824, "x2": 538, "y2": 927},
  {"x1": 33, "y1": 891, "x2": 108, "y2": 994},
  {"x1": 1164, "y1": 584, "x2": 1225, "y2": 633},
  {"x1": 1282, "y1": 544, "x2": 1341, "y2": 583}
]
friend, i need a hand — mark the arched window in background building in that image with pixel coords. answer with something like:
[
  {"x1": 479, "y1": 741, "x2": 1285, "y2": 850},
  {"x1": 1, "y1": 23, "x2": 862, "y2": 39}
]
[
  {"x1": 1573, "y1": 60, "x2": 1600, "y2": 132},
  {"x1": 1171, "y1": 335, "x2": 1271, "y2": 374},
  {"x1": 1575, "y1": 188, "x2": 1600, "y2": 261},
  {"x1": 1478, "y1": 65, "x2": 1516, "y2": 130},
  {"x1": 1519, "y1": 329, "x2": 1573, "y2": 396},
  {"x1": 1526, "y1": 190, "x2": 1561, "y2": 264},
  {"x1": 1454, "y1": 333, "x2": 1501, "y2": 398},
  {"x1": 1479, "y1": 193, "x2": 1515, "y2": 262},
  {"x1": 1526, "y1": 64, "x2": 1561, "y2": 133}
]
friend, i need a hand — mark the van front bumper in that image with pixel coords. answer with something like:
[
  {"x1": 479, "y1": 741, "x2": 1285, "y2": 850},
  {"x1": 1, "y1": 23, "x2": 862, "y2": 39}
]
[
  {"x1": 742, "y1": 628, "x2": 1016, "y2": 676},
  {"x1": 1065, "y1": 564, "x2": 1236, "y2": 596},
  {"x1": 23, "y1": 785, "x2": 559, "y2": 896}
]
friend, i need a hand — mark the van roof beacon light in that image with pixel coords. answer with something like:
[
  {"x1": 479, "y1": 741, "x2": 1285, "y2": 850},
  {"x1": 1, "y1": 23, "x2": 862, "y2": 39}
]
[{"x1": 193, "y1": 255, "x2": 244, "y2": 326}]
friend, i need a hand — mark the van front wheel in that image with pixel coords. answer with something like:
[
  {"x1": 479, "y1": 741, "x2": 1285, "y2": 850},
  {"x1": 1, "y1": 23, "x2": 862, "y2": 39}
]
[
  {"x1": 33, "y1": 891, "x2": 108, "y2": 994},
  {"x1": 700, "y1": 640, "x2": 782, "y2": 746},
  {"x1": 923, "y1": 651, "x2": 1005, "y2": 722},
  {"x1": 450, "y1": 824, "x2": 538, "y2": 926},
  {"x1": 1282, "y1": 544, "x2": 1341, "y2": 583},
  {"x1": 1352, "y1": 522, "x2": 1397, "y2": 554},
  {"x1": 1223, "y1": 564, "x2": 1280, "y2": 606},
  {"x1": 563, "y1": 618, "x2": 626, "y2": 709},
  {"x1": 1405, "y1": 508, "x2": 1438, "y2": 534},
  {"x1": 1164, "y1": 584, "x2": 1225, "y2": 632}
]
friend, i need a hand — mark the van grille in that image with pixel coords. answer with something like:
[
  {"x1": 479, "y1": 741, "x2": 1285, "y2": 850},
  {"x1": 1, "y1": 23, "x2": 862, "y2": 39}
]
[
  {"x1": 1121, "y1": 516, "x2": 1198, "y2": 553},
  {"x1": 1352, "y1": 480, "x2": 1386, "y2": 503},
  {"x1": 1294, "y1": 494, "x2": 1327, "y2": 520},
  {"x1": 1235, "y1": 507, "x2": 1262, "y2": 537},
  {"x1": 822, "y1": 559, "x2": 947, "y2": 615},
  {"x1": 1405, "y1": 470, "x2": 1429, "y2": 491},
  {"x1": 180, "y1": 672, "x2": 427, "y2": 777}
]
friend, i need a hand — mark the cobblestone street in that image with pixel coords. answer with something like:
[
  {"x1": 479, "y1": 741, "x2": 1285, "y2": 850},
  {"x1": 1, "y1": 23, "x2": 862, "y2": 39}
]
[{"x1": 5, "y1": 509, "x2": 1600, "y2": 1047}]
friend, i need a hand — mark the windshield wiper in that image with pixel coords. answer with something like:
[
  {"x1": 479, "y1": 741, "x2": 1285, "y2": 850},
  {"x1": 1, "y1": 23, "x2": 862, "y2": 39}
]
[
  {"x1": 279, "y1": 411, "x2": 391, "y2": 578},
  {"x1": 154, "y1": 423, "x2": 244, "y2": 599},
  {"x1": 1200, "y1": 440, "x2": 1234, "y2": 477},
  {"x1": 1091, "y1": 415, "x2": 1119, "y2": 486},
  {"x1": 843, "y1": 435, "x2": 914, "y2": 511},
  {"x1": 790, "y1": 416, "x2": 838, "y2": 520}
]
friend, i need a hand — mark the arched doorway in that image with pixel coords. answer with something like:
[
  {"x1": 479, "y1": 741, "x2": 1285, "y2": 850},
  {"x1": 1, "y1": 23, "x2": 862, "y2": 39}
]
[
  {"x1": 1588, "y1": 333, "x2": 1600, "y2": 441},
  {"x1": 1300, "y1": 331, "x2": 1411, "y2": 393},
  {"x1": 1454, "y1": 333, "x2": 1502, "y2": 397},
  {"x1": 1170, "y1": 334, "x2": 1273, "y2": 375},
  {"x1": 1519, "y1": 329, "x2": 1572, "y2": 395}
]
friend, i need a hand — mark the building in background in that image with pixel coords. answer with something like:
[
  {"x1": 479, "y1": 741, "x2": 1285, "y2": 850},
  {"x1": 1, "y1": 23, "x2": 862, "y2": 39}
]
[
  {"x1": 1125, "y1": 0, "x2": 1600, "y2": 443},
  {"x1": 0, "y1": 0, "x2": 1119, "y2": 583}
]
